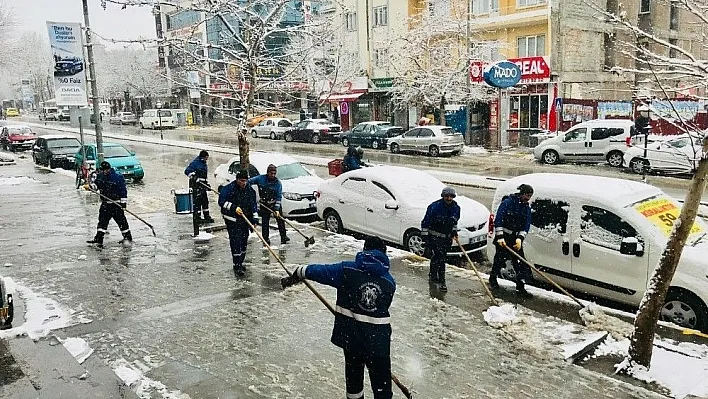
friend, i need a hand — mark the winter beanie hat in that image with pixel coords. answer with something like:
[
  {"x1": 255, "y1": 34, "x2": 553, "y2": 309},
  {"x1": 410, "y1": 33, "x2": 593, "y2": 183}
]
[
  {"x1": 236, "y1": 169, "x2": 249, "y2": 180},
  {"x1": 363, "y1": 236, "x2": 387, "y2": 253},
  {"x1": 518, "y1": 184, "x2": 534, "y2": 195},
  {"x1": 441, "y1": 187, "x2": 456, "y2": 198}
]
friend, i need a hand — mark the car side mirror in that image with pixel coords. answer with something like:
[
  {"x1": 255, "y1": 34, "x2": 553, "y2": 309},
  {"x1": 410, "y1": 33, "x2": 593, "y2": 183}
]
[
  {"x1": 129, "y1": 151, "x2": 136, "y2": 156},
  {"x1": 620, "y1": 237, "x2": 638, "y2": 256},
  {"x1": 385, "y1": 199, "x2": 399, "y2": 210}
]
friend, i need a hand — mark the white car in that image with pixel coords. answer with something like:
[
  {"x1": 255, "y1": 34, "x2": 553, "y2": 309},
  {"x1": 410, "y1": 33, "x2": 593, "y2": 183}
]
[
  {"x1": 109, "y1": 112, "x2": 138, "y2": 125},
  {"x1": 316, "y1": 165, "x2": 489, "y2": 256},
  {"x1": 623, "y1": 133, "x2": 704, "y2": 175},
  {"x1": 250, "y1": 117, "x2": 293, "y2": 140},
  {"x1": 139, "y1": 109, "x2": 176, "y2": 129},
  {"x1": 214, "y1": 152, "x2": 323, "y2": 219}
]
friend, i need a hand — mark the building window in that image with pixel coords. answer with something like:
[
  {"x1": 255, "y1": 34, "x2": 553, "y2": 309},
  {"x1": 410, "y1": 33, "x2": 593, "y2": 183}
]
[
  {"x1": 428, "y1": 0, "x2": 452, "y2": 16},
  {"x1": 639, "y1": 0, "x2": 650, "y2": 14},
  {"x1": 373, "y1": 6, "x2": 388, "y2": 27},
  {"x1": 517, "y1": 0, "x2": 547, "y2": 8},
  {"x1": 669, "y1": 2, "x2": 679, "y2": 30},
  {"x1": 373, "y1": 48, "x2": 389, "y2": 67},
  {"x1": 517, "y1": 35, "x2": 545, "y2": 57},
  {"x1": 345, "y1": 12, "x2": 357, "y2": 31},
  {"x1": 473, "y1": 0, "x2": 499, "y2": 14},
  {"x1": 604, "y1": 33, "x2": 615, "y2": 69}
]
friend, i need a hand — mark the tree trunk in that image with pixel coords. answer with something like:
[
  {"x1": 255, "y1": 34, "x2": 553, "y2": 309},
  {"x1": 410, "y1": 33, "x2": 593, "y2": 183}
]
[
  {"x1": 628, "y1": 137, "x2": 708, "y2": 367},
  {"x1": 239, "y1": 62, "x2": 258, "y2": 170}
]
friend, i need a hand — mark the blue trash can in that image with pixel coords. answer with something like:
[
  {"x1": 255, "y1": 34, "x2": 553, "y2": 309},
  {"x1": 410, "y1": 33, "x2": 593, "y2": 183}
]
[{"x1": 173, "y1": 188, "x2": 192, "y2": 214}]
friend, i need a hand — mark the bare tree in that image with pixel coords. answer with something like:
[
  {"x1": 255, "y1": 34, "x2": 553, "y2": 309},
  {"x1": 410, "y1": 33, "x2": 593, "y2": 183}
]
[
  {"x1": 593, "y1": 0, "x2": 708, "y2": 368},
  {"x1": 94, "y1": 46, "x2": 170, "y2": 101},
  {"x1": 0, "y1": 0, "x2": 16, "y2": 68}
]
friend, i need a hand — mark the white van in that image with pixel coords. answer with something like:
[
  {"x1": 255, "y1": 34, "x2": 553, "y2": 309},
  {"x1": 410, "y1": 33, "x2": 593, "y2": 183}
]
[
  {"x1": 139, "y1": 109, "x2": 176, "y2": 129},
  {"x1": 488, "y1": 173, "x2": 708, "y2": 331},
  {"x1": 533, "y1": 119, "x2": 635, "y2": 167}
]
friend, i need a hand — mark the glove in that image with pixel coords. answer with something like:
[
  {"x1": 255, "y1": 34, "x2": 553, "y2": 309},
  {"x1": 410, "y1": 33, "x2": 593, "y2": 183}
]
[
  {"x1": 274, "y1": 210, "x2": 280, "y2": 218},
  {"x1": 188, "y1": 172, "x2": 196, "y2": 178},
  {"x1": 235, "y1": 207, "x2": 243, "y2": 216},
  {"x1": 280, "y1": 267, "x2": 304, "y2": 289},
  {"x1": 513, "y1": 238, "x2": 522, "y2": 251},
  {"x1": 82, "y1": 184, "x2": 90, "y2": 191},
  {"x1": 451, "y1": 230, "x2": 459, "y2": 239},
  {"x1": 496, "y1": 238, "x2": 507, "y2": 247}
]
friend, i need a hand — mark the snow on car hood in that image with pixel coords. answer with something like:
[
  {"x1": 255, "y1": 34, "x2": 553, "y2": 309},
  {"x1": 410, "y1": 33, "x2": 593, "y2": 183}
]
[
  {"x1": 456, "y1": 196, "x2": 491, "y2": 227},
  {"x1": 281, "y1": 175, "x2": 322, "y2": 195}
]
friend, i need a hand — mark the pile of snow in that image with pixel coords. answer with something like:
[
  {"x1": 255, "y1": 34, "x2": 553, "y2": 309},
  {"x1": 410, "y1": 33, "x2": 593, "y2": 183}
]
[
  {"x1": 483, "y1": 303, "x2": 520, "y2": 328},
  {"x1": 192, "y1": 232, "x2": 214, "y2": 242},
  {"x1": 462, "y1": 146, "x2": 489, "y2": 156},
  {"x1": 61, "y1": 337, "x2": 94, "y2": 364},
  {"x1": 113, "y1": 358, "x2": 191, "y2": 399},
  {"x1": 579, "y1": 304, "x2": 633, "y2": 340}
]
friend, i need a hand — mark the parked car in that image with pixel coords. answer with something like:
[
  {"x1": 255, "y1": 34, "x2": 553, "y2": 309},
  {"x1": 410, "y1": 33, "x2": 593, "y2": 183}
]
[
  {"x1": 109, "y1": 112, "x2": 138, "y2": 125},
  {"x1": 1, "y1": 125, "x2": 37, "y2": 152},
  {"x1": 250, "y1": 117, "x2": 293, "y2": 139},
  {"x1": 247, "y1": 110, "x2": 285, "y2": 127},
  {"x1": 490, "y1": 173, "x2": 708, "y2": 331},
  {"x1": 74, "y1": 142, "x2": 144, "y2": 181},
  {"x1": 623, "y1": 133, "x2": 705, "y2": 175},
  {"x1": 39, "y1": 107, "x2": 59, "y2": 121},
  {"x1": 532, "y1": 119, "x2": 634, "y2": 167},
  {"x1": 388, "y1": 125, "x2": 464, "y2": 157},
  {"x1": 316, "y1": 165, "x2": 489, "y2": 257},
  {"x1": 213, "y1": 152, "x2": 323, "y2": 219},
  {"x1": 139, "y1": 109, "x2": 176, "y2": 129},
  {"x1": 58, "y1": 108, "x2": 70, "y2": 122},
  {"x1": 5, "y1": 108, "x2": 19, "y2": 117},
  {"x1": 32, "y1": 135, "x2": 82, "y2": 169},
  {"x1": 340, "y1": 121, "x2": 405, "y2": 150},
  {"x1": 283, "y1": 119, "x2": 342, "y2": 144}
]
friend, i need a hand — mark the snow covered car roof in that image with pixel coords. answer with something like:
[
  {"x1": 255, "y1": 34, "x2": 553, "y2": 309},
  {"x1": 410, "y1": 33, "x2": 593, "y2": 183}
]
[
  {"x1": 499, "y1": 173, "x2": 663, "y2": 208},
  {"x1": 39, "y1": 134, "x2": 76, "y2": 140}
]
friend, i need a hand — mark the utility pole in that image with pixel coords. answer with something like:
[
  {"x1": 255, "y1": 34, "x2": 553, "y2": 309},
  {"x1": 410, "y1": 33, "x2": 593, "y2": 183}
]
[
  {"x1": 82, "y1": 0, "x2": 104, "y2": 163},
  {"x1": 465, "y1": 0, "x2": 472, "y2": 145}
]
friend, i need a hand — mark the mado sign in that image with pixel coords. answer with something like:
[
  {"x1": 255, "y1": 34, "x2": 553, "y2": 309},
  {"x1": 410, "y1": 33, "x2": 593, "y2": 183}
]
[{"x1": 484, "y1": 61, "x2": 522, "y2": 88}]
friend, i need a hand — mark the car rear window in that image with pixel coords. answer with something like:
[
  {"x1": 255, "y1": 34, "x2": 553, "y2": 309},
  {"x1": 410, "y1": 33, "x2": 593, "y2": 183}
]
[
  {"x1": 48, "y1": 138, "x2": 81, "y2": 148},
  {"x1": 441, "y1": 128, "x2": 457, "y2": 135},
  {"x1": 158, "y1": 110, "x2": 172, "y2": 117},
  {"x1": 8, "y1": 127, "x2": 34, "y2": 135}
]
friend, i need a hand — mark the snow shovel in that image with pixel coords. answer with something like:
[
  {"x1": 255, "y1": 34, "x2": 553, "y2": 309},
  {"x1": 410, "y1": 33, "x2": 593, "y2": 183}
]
[
  {"x1": 258, "y1": 202, "x2": 315, "y2": 247},
  {"x1": 454, "y1": 237, "x2": 498, "y2": 305},
  {"x1": 237, "y1": 212, "x2": 412, "y2": 398},
  {"x1": 84, "y1": 186, "x2": 156, "y2": 237}
]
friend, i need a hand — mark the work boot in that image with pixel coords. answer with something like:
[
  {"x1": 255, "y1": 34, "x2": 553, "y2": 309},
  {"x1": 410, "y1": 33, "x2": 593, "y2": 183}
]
[
  {"x1": 281, "y1": 236, "x2": 290, "y2": 245},
  {"x1": 263, "y1": 238, "x2": 271, "y2": 247},
  {"x1": 488, "y1": 275, "x2": 499, "y2": 289},
  {"x1": 438, "y1": 279, "x2": 448, "y2": 292},
  {"x1": 119, "y1": 231, "x2": 133, "y2": 246},
  {"x1": 516, "y1": 283, "x2": 532, "y2": 298},
  {"x1": 234, "y1": 264, "x2": 246, "y2": 277},
  {"x1": 202, "y1": 212, "x2": 215, "y2": 224},
  {"x1": 87, "y1": 232, "x2": 104, "y2": 248}
]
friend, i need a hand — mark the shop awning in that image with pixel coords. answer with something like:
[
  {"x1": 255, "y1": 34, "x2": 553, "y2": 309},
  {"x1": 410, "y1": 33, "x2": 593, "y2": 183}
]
[{"x1": 319, "y1": 92, "x2": 365, "y2": 102}]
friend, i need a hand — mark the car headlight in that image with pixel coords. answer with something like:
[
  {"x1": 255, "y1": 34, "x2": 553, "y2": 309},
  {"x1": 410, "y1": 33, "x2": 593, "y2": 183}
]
[{"x1": 283, "y1": 192, "x2": 302, "y2": 201}]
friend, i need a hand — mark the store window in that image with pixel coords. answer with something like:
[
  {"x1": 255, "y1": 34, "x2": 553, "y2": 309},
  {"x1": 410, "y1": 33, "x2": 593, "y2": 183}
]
[
  {"x1": 509, "y1": 89, "x2": 549, "y2": 129},
  {"x1": 517, "y1": 35, "x2": 546, "y2": 57}
]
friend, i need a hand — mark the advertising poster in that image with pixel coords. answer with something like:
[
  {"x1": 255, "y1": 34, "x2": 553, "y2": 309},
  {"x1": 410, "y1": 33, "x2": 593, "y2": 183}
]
[
  {"x1": 597, "y1": 101, "x2": 632, "y2": 119},
  {"x1": 47, "y1": 21, "x2": 88, "y2": 106},
  {"x1": 634, "y1": 198, "x2": 703, "y2": 237}
]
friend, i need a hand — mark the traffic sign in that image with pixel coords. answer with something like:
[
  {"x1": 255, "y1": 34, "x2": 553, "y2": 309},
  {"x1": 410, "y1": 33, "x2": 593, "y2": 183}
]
[{"x1": 340, "y1": 101, "x2": 349, "y2": 115}]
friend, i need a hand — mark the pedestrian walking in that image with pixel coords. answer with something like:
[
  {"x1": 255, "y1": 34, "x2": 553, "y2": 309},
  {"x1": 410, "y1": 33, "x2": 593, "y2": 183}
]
[
  {"x1": 208, "y1": 108, "x2": 215, "y2": 125},
  {"x1": 300, "y1": 109, "x2": 306, "y2": 122},
  {"x1": 85, "y1": 161, "x2": 132, "y2": 248},
  {"x1": 184, "y1": 150, "x2": 214, "y2": 224},
  {"x1": 248, "y1": 164, "x2": 290, "y2": 245},
  {"x1": 421, "y1": 187, "x2": 460, "y2": 292},
  {"x1": 200, "y1": 107, "x2": 207, "y2": 125},
  {"x1": 311, "y1": 110, "x2": 317, "y2": 119},
  {"x1": 218, "y1": 169, "x2": 259, "y2": 276},
  {"x1": 281, "y1": 236, "x2": 395, "y2": 399},
  {"x1": 489, "y1": 184, "x2": 533, "y2": 297}
]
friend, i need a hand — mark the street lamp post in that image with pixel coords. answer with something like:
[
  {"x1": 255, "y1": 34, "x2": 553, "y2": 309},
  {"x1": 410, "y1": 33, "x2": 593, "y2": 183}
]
[{"x1": 465, "y1": 0, "x2": 472, "y2": 145}]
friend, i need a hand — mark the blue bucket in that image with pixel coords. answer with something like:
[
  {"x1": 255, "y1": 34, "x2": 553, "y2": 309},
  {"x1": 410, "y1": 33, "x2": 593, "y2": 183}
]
[{"x1": 173, "y1": 189, "x2": 192, "y2": 214}]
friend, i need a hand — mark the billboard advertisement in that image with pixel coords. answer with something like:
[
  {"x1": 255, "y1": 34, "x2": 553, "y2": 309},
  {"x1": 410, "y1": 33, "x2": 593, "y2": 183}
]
[{"x1": 46, "y1": 21, "x2": 88, "y2": 106}]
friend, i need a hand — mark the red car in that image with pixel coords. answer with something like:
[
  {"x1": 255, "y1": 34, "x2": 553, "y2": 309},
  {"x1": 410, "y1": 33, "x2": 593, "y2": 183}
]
[{"x1": 0, "y1": 125, "x2": 37, "y2": 152}]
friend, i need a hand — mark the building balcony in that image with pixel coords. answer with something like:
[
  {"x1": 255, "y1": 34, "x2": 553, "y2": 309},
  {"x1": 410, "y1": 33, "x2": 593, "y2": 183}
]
[{"x1": 471, "y1": 7, "x2": 549, "y2": 30}]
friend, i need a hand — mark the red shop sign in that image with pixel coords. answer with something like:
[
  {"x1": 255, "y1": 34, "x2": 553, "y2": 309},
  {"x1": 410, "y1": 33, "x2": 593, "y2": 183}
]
[{"x1": 470, "y1": 56, "x2": 551, "y2": 85}]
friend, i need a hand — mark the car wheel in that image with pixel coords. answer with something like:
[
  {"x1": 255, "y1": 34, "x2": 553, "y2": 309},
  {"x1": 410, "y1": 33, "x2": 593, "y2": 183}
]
[
  {"x1": 542, "y1": 149, "x2": 559, "y2": 165},
  {"x1": 49, "y1": 158, "x2": 57, "y2": 169},
  {"x1": 342, "y1": 137, "x2": 349, "y2": 147},
  {"x1": 285, "y1": 133, "x2": 293, "y2": 142},
  {"x1": 607, "y1": 151, "x2": 624, "y2": 167},
  {"x1": 404, "y1": 229, "x2": 425, "y2": 256},
  {"x1": 311, "y1": 134, "x2": 321, "y2": 144},
  {"x1": 371, "y1": 140, "x2": 380, "y2": 150},
  {"x1": 251, "y1": 130, "x2": 258, "y2": 138},
  {"x1": 630, "y1": 158, "x2": 648, "y2": 174},
  {"x1": 661, "y1": 288, "x2": 708, "y2": 331},
  {"x1": 428, "y1": 145, "x2": 440, "y2": 157},
  {"x1": 390, "y1": 143, "x2": 400, "y2": 154},
  {"x1": 270, "y1": 132, "x2": 276, "y2": 140},
  {"x1": 140, "y1": 123, "x2": 145, "y2": 129},
  {"x1": 323, "y1": 210, "x2": 343, "y2": 233}
]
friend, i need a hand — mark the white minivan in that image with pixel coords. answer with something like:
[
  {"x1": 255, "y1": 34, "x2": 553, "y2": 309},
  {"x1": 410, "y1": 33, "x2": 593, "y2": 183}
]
[
  {"x1": 488, "y1": 173, "x2": 708, "y2": 331},
  {"x1": 139, "y1": 109, "x2": 176, "y2": 129},
  {"x1": 533, "y1": 119, "x2": 635, "y2": 167}
]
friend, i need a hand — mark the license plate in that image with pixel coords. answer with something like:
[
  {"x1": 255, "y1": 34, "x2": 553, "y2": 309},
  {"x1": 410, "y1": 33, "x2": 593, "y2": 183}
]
[
  {"x1": 308, "y1": 202, "x2": 316, "y2": 208},
  {"x1": 470, "y1": 235, "x2": 485, "y2": 244}
]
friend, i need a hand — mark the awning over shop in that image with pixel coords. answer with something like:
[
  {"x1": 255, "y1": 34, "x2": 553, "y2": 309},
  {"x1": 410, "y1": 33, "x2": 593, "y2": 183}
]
[{"x1": 319, "y1": 92, "x2": 365, "y2": 102}]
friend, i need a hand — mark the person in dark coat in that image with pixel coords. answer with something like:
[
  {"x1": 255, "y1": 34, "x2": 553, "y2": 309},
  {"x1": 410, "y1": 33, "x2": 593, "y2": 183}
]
[
  {"x1": 343, "y1": 146, "x2": 367, "y2": 173},
  {"x1": 281, "y1": 236, "x2": 395, "y2": 399},
  {"x1": 86, "y1": 161, "x2": 132, "y2": 248},
  {"x1": 299, "y1": 109, "x2": 306, "y2": 122},
  {"x1": 208, "y1": 108, "x2": 215, "y2": 124},
  {"x1": 218, "y1": 169, "x2": 259, "y2": 276},
  {"x1": 184, "y1": 150, "x2": 214, "y2": 223},
  {"x1": 200, "y1": 107, "x2": 207, "y2": 125},
  {"x1": 489, "y1": 184, "x2": 533, "y2": 297},
  {"x1": 248, "y1": 164, "x2": 290, "y2": 245},
  {"x1": 421, "y1": 187, "x2": 460, "y2": 291}
]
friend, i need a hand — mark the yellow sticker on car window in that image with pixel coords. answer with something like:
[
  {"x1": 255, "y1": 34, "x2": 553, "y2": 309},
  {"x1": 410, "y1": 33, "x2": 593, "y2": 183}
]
[{"x1": 635, "y1": 198, "x2": 703, "y2": 236}]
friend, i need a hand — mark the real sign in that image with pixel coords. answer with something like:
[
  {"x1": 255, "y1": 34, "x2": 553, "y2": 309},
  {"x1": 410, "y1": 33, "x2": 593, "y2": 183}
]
[
  {"x1": 470, "y1": 56, "x2": 551, "y2": 85},
  {"x1": 46, "y1": 21, "x2": 88, "y2": 106},
  {"x1": 484, "y1": 61, "x2": 522, "y2": 89}
]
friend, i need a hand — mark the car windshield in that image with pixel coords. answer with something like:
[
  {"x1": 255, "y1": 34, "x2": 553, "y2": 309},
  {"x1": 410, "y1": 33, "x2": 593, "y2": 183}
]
[
  {"x1": 46, "y1": 109, "x2": 57, "y2": 114},
  {"x1": 632, "y1": 194, "x2": 707, "y2": 243},
  {"x1": 276, "y1": 162, "x2": 311, "y2": 180},
  {"x1": 104, "y1": 146, "x2": 131, "y2": 158},
  {"x1": 8, "y1": 127, "x2": 34, "y2": 135},
  {"x1": 311, "y1": 119, "x2": 330, "y2": 125},
  {"x1": 441, "y1": 128, "x2": 458, "y2": 135},
  {"x1": 47, "y1": 138, "x2": 81, "y2": 148}
]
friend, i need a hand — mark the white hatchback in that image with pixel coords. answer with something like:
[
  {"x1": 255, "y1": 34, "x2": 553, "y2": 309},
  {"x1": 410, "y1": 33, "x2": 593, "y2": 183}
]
[
  {"x1": 316, "y1": 165, "x2": 489, "y2": 256},
  {"x1": 214, "y1": 152, "x2": 323, "y2": 219},
  {"x1": 623, "y1": 133, "x2": 704, "y2": 175}
]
